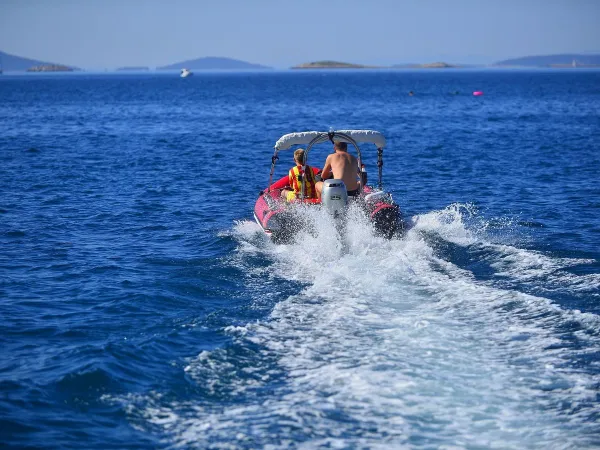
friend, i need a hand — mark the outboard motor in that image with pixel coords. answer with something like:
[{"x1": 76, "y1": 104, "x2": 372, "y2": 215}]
[{"x1": 321, "y1": 179, "x2": 348, "y2": 218}]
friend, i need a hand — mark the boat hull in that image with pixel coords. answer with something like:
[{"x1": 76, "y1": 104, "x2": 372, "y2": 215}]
[{"x1": 254, "y1": 188, "x2": 401, "y2": 243}]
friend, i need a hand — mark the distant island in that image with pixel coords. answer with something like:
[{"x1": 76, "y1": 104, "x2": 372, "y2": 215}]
[
  {"x1": 27, "y1": 64, "x2": 74, "y2": 72},
  {"x1": 293, "y1": 60, "x2": 461, "y2": 69},
  {"x1": 0, "y1": 50, "x2": 78, "y2": 71},
  {"x1": 494, "y1": 53, "x2": 600, "y2": 67},
  {"x1": 116, "y1": 66, "x2": 149, "y2": 71},
  {"x1": 157, "y1": 56, "x2": 271, "y2": 70},
  {"x1": 392, "y1": 62, "x2": 459, "y2": 69},
  {"x1": 292, "y1": 60, "x2": 376, "y2": 69}
]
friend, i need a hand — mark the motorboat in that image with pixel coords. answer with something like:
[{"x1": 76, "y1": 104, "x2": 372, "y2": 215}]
[
  {"x1": 254, "y1": 130, "x2": 402, "y2": 243},
  {"x1": 180, "y1": 68, "x2": 193, "y2": 78}
]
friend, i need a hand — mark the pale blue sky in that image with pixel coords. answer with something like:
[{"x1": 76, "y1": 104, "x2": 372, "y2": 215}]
[{"x1": 1, "y1": 0, "x2": 598, "y2": 69}]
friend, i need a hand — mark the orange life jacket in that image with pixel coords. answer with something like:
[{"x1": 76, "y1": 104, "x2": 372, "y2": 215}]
[{"x1": 288, "y1": 165, "x2": 317, "y2": 199}]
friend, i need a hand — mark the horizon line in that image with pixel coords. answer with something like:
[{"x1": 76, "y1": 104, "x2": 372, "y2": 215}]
[{"x1": 3, "y1": 49, "x2": 600, "y2": 72}]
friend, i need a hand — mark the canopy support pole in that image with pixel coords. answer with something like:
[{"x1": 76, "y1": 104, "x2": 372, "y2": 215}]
[
  {"x1": 267, "y1": 151, "x2": 279, "y2": 189},
  {"x1": 377, "y1": 147, "x2": 383, "y2": 189}
]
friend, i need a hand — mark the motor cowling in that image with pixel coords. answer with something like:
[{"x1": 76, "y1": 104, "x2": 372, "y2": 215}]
[{"x1": 321, "y1": 179, "x2": 348, "y2": 218}]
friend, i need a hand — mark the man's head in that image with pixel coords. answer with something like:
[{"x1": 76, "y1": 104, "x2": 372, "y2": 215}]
[
  {"x1": 294, "y1": 148, "x2": 306, "y2": 164},
  {"x1": 334, "y1": 142, "x2": 348, "y2": 152}
]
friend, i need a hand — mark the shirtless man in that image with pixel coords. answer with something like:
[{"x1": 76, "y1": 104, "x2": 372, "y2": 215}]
[{"x1": 315, "y1": 142, "x2": 361, "y2": 198}]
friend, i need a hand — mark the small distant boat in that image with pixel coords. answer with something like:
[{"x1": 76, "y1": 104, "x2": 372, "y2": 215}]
[{"x1": 180, "y1": 68, "x2": 193, "y2": 78}]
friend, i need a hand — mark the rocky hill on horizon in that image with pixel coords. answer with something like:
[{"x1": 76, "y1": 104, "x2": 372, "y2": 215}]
[
  {"x1": 292, "y1": 60, "x2": 376, "y2": 69},
  {"x1": 157, "y1": 56, "x2": 271, "y2": 70},
  {"x1": 116, "y1": 66, "x2": 150, "y2": 71},
  {"x1": 494, "y1": 53, "x2": 600, "y2": 67},
  {"x1": 293, "y1": 60, "x2": 465, "y2": 69},
  {"x1": 392, "y1": 62, "x2": 461, "y2": 69},
  {"x1": 0, "y1": 50, "x2": 79, "y2": 71}
]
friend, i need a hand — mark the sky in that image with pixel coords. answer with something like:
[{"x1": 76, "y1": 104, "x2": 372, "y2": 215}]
[{"x1": 1, "y1": 0, "x2": 599, "y2": 69}]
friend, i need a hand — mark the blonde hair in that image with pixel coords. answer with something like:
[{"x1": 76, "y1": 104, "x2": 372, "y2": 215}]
[{"x1": 293, "y1": 148, "x2": 306, "y2": 163}]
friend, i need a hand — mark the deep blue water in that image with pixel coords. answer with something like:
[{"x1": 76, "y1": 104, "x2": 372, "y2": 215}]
[{"x1": 1, "y1": 70, "x2": 599, "y2": 449}]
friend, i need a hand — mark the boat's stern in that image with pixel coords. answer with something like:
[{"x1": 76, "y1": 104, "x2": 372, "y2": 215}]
[{"x1": 362, "y1": 189, "x2": 403, "y2": 238}]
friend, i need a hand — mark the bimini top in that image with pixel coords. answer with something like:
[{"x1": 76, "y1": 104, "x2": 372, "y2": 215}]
[{"x1": 275, "y1": 130, "x2": 386, "y2": 151}]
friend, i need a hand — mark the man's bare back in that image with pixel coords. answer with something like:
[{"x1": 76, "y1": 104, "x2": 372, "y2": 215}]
[
  {"x1": 315, "y1": 142, "x2": 360, "y2": 197},
  {"x1": 322, "y1": 151, "x2": 359, "y2": 191}
]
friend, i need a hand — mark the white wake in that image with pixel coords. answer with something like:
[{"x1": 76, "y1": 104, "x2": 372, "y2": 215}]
[{"x1": 110, "y1": 204, "x2": 600, "y2": 448}]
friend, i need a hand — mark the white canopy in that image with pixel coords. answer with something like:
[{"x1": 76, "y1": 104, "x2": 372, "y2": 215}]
[{"x1": 274, "y1": 130, "x2": 386, "y2": 151}]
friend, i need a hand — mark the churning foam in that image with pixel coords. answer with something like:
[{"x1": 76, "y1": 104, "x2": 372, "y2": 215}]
[{"x1": 112, "y1": 204, "x2": 600, "y2": 448}]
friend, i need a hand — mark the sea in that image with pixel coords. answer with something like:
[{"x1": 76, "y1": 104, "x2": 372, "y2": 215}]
[{"x1": 1, "y1": 69, "x2": 599, "y2": 449}]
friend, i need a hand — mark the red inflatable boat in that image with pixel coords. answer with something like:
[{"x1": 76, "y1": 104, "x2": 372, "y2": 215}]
[{"x1": 254, "y1": 130, "x2": 402, "y2": 243}]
